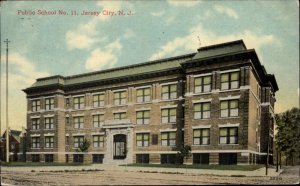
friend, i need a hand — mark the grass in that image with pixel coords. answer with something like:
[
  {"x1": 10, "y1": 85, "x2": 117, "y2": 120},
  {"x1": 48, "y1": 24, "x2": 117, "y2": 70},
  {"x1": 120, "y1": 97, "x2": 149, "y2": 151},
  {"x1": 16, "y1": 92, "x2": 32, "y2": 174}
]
[
  {"x1": 40, "y1": 169, "x2": 105, "y2": 173},
  {"x1": 0, "y1": 162, "x2": 92, "y2": 167},
  {"x1": 121, "y1": 163, "x2": 265, "y2": 171}
]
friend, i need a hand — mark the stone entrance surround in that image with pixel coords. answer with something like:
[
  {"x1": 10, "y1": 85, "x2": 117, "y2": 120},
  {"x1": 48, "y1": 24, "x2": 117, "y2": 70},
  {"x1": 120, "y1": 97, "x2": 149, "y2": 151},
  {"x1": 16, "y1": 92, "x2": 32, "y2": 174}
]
[{"x1": 103, "y1": 119, "x2": 134, "y2": 164}]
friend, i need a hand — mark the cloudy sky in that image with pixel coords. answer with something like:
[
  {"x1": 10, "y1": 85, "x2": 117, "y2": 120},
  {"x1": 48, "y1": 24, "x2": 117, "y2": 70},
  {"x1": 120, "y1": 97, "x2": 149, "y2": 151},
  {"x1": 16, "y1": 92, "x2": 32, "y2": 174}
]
[{"x1": 0, "y1": 0, "x2": 299, "y2": 131}]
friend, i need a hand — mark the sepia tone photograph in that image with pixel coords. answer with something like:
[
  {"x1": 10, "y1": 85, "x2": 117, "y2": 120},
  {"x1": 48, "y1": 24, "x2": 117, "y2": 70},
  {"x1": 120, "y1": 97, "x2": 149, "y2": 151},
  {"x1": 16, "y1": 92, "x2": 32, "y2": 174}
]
[{"x1": 0, "y1": 0, "x2": 299, "y2": 185}]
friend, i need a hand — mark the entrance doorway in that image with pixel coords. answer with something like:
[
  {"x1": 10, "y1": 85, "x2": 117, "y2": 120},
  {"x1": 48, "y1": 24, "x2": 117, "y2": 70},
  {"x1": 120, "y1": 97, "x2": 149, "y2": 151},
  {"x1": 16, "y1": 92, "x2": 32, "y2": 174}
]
[{"x1": 113, "y1": 134, "x2": 126, "y2": 159}]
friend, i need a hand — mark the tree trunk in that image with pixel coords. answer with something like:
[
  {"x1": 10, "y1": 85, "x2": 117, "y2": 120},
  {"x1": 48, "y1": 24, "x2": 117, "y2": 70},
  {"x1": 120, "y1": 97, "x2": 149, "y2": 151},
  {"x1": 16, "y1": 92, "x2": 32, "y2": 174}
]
[
  {"x1": 276, "y1": 151, "x2": 279, "y2": 172},
  {"x1": 279, "y1": 152, "x2": 282, "y2": 169}
]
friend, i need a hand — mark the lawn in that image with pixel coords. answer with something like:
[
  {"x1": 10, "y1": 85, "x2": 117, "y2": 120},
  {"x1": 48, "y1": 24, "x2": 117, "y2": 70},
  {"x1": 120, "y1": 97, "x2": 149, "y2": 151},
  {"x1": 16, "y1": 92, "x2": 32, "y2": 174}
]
[
  {"x1": 0, "y1": 161, "x2": 92, "y2": 167},
  {"x1": 122, "y1": 163, "x2": 265, "y2": 171}
]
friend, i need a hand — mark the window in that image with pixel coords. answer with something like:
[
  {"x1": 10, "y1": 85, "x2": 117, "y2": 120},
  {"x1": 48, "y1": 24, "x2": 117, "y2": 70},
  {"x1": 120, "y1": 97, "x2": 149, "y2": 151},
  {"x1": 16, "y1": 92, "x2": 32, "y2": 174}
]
[
  {"x1": 220, "y1": 100, "x2": 239, "y2": 117},
  {"x1": 74, "y1": 116, "x2": 84, "y2": 129},
  {"x1": 66, "y1": 117, "x2": 69, "y2": 125},
  {"x1": 45, "y1": 117, "x2": 54, "y2": 129},
  {"x1": 151, "y1": 134, "x2": 158, "y2": 145},
  {"x1": 257, "y1": 85, "x2": 261, "y2": 101},
  {"x1": 136, "y1": 110, "x2": 150, "y2": 125},
  {"x1": 65, "y1": 98, "x2": 70, "y2": 108},
  {"x1": 194, "y1": 102, "x2": 211, "y2": 119},
  {"x1": 66, "y1": 136, "x2": 70, "y2": 145},
  {"x1": 74, "y1": 96, "x2": 85, "y2": 109},
  {"x1": 73, "y1": 154, "x2": 84, "y2": 163},
  {"x1": 161, "y1": 154, "x2": 177, "y2": 164},
  {"x1": 136, "y1": 133, "x2": 149, "y2": 147},
  {"x1": 136, "y1": 154, "x2": 149, "y2": 164},
  {"x1": 161, "y1": 132, "x2": 176, "y2": 146},
  {"x1": 219, "y1": 153, "x2": 237, "y2": 165},
  {"x1": 195, "y1": 76, "x2": 212, "y2": 93},
  {"x1": 221, "y1": 72, "x2": 239, "y2": 90},
  {"x1": 114, "y1": 112, "x2": 126, "y2": 120},
  {"x1": 93, "y1": 94, "x2": 105, "y2": 107},
  {"x1": 45, "y1": 154, "x2": 54, "y2": 162},
  {"x1": 256, "y1": 130, "x2": 258, "y2": 143},
  {"x1": 31, "y1": 118, "x2": 40, "y2": 130},
  {"x1": 45, "y1": 136, "x2": 54, "y2": 148},
  {"x1": 219, "y1": 127, "x2": 238, "y2": 144},
  {"x1": 114, "y1": 91, "x2": 127, "y2": 105},
  {"x1": 32, "y1": 154, "x2": 40, "y2": 162},
  {"x1": 45, "y1": 98, "x2": 54, "y2": 110},
  {"x1": 74, "y1": 136, "x2": 84, "y2": 148},
  {"x1": 93, "y1": 114, "x2": 104, "y2": 128},
  {"x1": 31, "y1": 137, "x2": 40, "y2": 148},
  {"x1": 93, "y1": 135, "x2": 104, "y2": 148},
  {"x1": 162, "y1": 84, "x2": 177, "y2": 100},
  {"x1": 137, "y1": 88, "x2": 151, "y2": 103},
  {"x1": 193, "y1": 153, "x2": 209, "y2": 165},
  {"x1": 193, "y1": 129, "x2": 210, "y2": 145},
  {"x1": 161, "y1": 108, "x2": 176, "y2": 123},
  {"x1": 45, "y1": 154, "x2": 53, "y2": 162},
  {"x1": 32, "y1": 100, "x2": 40, "y2": 112},
  {"x1": 93, "y1": 154, "x2": 104, "y2": 163},
  {"x1": 66, "y1": 154, "x2": 69, "y2": 163}
]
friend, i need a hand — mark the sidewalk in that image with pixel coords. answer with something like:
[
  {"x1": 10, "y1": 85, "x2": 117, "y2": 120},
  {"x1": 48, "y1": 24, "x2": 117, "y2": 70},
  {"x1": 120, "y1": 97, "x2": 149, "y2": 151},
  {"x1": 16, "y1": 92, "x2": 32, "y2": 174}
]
[{"x1": 1, "y1": 164, "x2": 283, "y2": 177}]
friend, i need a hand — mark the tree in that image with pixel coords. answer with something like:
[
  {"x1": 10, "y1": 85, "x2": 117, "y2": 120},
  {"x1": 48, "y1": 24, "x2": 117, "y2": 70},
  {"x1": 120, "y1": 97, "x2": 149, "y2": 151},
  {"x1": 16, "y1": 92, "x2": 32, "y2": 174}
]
[
  {"x1": 275, "y1": 107, "x2": 300, "y2": 166},
  {"x1": 176, "y1": 145, "x2": 191, "y2": 164},
  {"x1": 77, "y1": 139, "x2": 90, "y2": 152}
]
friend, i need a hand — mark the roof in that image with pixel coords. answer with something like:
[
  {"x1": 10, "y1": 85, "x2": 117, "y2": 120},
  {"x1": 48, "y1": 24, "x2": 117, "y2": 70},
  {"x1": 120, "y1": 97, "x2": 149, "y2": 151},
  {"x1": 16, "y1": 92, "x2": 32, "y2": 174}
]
[
  {"x1": 182, "y1": 40, "x2": 279, "y2": 92},
  {"x1": 193, "y1": 39, "x2": 247, "y2": 59},
  {"x1": 1, "y1": 130, "x2": 22, "y2": 143},
  {"x1": 25, "y1": 53, "x2": 195, "y2": 90},
  {"x1": 24, "y1": 39, "x2": 278, "y2": 93}
]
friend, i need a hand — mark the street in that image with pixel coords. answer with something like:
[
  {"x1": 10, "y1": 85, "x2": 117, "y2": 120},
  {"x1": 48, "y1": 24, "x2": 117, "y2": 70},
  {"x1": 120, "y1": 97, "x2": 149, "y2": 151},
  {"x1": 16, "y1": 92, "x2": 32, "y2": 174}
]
[{"x1": 1, "y1": 165, "x2": 299, "y2": 185}]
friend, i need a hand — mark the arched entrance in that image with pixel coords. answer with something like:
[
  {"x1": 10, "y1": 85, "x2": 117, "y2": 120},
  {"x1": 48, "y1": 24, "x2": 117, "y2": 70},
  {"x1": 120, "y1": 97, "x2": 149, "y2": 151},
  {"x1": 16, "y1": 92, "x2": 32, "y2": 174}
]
[{"x1": 113, "y1": 134, "x2": 126, "y2": 159}]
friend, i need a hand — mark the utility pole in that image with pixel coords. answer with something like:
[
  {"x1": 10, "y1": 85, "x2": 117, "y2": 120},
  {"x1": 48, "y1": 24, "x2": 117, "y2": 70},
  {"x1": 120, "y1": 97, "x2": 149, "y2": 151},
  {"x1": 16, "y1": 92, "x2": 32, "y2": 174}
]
[
  {"x1": 276, "y1": 148, "x2": 279, "y2": 172},
  {"x1": 0, "y1": 4, "x2": 2, "y2": 161},
  {"x1": 4, "y1": 39, "x2": 10, "y2": 163},
  {"x1": 265, "y1": 127, "x2": 270, "y2": 176}
]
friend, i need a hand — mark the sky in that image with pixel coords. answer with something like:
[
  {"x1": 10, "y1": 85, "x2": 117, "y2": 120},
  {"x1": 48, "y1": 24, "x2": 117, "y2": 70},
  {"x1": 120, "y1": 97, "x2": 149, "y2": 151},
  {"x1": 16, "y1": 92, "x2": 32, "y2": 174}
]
[{"x1": 0, "y1": 0, "x2": 299, "y2": 132}]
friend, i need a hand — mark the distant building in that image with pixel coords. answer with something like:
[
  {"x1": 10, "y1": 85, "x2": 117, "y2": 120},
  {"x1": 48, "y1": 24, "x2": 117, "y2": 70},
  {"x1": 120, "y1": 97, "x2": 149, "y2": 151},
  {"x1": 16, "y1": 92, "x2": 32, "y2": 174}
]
[
  {"x1": 23, "y1": 40, "x2": 278, "y2": 165},
  {"x1": 0, "y1": 128, "x2": 27, "y2": 161}
]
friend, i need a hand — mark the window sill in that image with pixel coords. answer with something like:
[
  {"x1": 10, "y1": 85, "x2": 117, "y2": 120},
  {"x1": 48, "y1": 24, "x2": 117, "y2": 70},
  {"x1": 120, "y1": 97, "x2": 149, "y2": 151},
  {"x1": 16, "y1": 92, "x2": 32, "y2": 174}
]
[
  {"x1": 193, "y1": 92, "x2": 212, "y2": 96},
  {"x1": 218, "y1": 144, "x2": 239, "y2": 146},
  {"x1": 160, "y1": 98, "x2": 179, "y2": 102},
  {"x1": 44, "y1": 148, "x2": 54, "y2": 149},
  {"x1": 192, "y1": 144, "x2": 210, "y2": 146},
  {"x1": 91, "y1": 106, "x2": 105, "y2": 109},
  {"x1": 136, "y1": 146, "x2": 149, "y2": 148},
  {"x1": 219, "y1": 116, "x2": 239, "y2": 119},
  {"x1": 161, "y1": 123, "x2": 176, "y2": 125},
  {"x1": 114, "y1": 104, "x2": 127, "y2": 107},
  {"x1": 73, "y1": 108, "x2": 86, "y2": 111},
  {"x1": 219, "y1": 88, "x2": 241, "y2": 93},
  {"x1": 44, "y1": 128, "x2": 55, "y2": 130},
  {"x1": 29, "y1": 111, "x2": 42, "y2": 113},
  {"x1": 31, "y1": 148, "x2": 40, "y2": 149},
  {"x1": 136, "y1": 101, "x2": 152, "y2": 105},
  {"x1": 193, "y1": 118, "x2": 211, "y2": 120}
]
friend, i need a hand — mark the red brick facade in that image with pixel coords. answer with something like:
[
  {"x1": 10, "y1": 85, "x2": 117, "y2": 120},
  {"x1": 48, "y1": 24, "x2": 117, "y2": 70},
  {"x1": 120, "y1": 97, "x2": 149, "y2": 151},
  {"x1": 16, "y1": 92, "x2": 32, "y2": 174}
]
[{"x1": 23, "y1": 40, "x2": 278, "y2": 165}]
